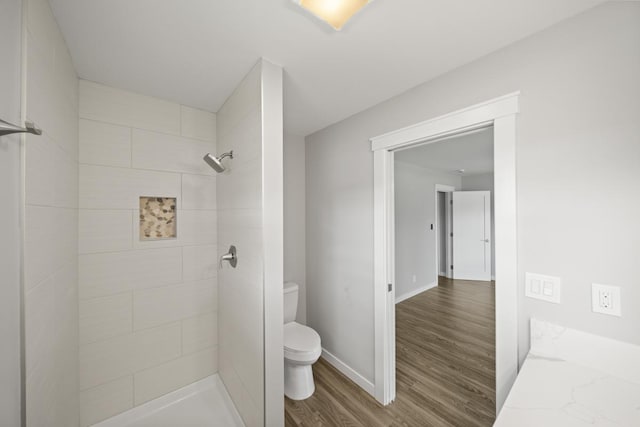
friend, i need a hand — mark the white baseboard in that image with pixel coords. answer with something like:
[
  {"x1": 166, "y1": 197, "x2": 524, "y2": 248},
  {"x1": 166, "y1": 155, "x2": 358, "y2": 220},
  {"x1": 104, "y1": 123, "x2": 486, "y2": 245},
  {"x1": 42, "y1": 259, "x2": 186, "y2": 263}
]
[
  {"x1": 395, "y1": 281, "x2": 437, "y2": 304},
  {"x1": 321, "y1": 348, "x2": 375, "y2": 397}
]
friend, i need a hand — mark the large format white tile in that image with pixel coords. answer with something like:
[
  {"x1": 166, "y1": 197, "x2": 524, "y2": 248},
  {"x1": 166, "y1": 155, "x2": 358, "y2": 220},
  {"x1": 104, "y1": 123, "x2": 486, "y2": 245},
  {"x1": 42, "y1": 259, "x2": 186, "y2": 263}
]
[
  {"x1": 131, "y1": 129, "x2": 216, "y2": 175},
  {"x1": 182, "y1": 245, "x2": 218, "y2": 282},
  {"x1": 181, "y1": 106, "x2": 216, "y2": 142},
  {"x1": 79, "y1": 247, "x2": 182, "y2": 300},
  {"x1": 133, "y1": 279, "x2": 216, "y2": 330},
  {"x1": 79, "y1": 323, "x2": 181, "y2": 390},
  {"x1": 79, "y1": 376, "x2": 133, "y2": 427},
  {"x1": 79, "y1": 119, "x2": 131, "y2": 167},
  {"x1": 80, "y1": 80, "x2": 180, "y2": 135},
  {"x1": 79, "y1": 209, "x2": 132, "y2": 254},
  {"x1": 216, "y1": 158, "x2": 262, "y2": 211},
  {"x1": 182, "y1": 313, "x2": 218, "y2": 355},
  {"x1": 182, "y1": 173, "x2": 217, "y2": 210},
  {"x1": 216, "y1": 108, "x2": 261, "y2": 167},
  {"x1": 216, "y1": 63, "x2": 261, "y2": 139},
  {"x1": 134, "y1": 348, "x2": 217, "y2": 405},
  {"x1": 79, "y1": 293, "x2": 132, "y2": 344},
  {"x1": 25, "y1": 276, "x2": 55, "y2": 382},
  {"x1": 24, "y1": 206, "x2": 78, "y2": 291},
  {"x1": 79, "y1": 164, "x2": 181, "y2": 209},
  {"x1": 130, "y1": 209, "x2": 216, "y2": 250}
]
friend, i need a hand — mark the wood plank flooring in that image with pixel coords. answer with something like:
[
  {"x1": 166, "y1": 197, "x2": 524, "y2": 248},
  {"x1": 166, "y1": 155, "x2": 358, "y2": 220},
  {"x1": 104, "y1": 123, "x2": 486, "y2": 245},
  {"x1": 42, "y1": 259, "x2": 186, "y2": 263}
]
[{"x1": 285, "y1": 277, "x2": 495, "y2": 427}]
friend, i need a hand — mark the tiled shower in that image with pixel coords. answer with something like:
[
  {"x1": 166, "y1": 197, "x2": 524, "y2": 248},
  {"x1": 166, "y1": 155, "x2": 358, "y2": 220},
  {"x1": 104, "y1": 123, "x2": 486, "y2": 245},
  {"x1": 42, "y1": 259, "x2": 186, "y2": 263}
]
[{"x1": 13, "y1": 0, "x2": 283, "y2": 425}]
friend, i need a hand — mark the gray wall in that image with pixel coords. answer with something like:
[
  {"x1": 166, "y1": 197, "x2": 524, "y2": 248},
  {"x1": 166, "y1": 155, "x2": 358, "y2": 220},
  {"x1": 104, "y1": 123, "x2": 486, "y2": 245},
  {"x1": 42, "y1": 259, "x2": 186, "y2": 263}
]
[
  {"x1": 284, "y1": 133, "x2": 307, "y2": 324},
  {"x1": 461, "y1": 173, "x2": 495, "y2": 278},
  {"x1": 306, "y1": 2, "x2": 640, "y2": 383},
  {"x1": 0, "y1": 0, "x2": 23, "y2": 425},
  {"x1": 394, "y1": 162, "x2": 460, "y2": 301}
]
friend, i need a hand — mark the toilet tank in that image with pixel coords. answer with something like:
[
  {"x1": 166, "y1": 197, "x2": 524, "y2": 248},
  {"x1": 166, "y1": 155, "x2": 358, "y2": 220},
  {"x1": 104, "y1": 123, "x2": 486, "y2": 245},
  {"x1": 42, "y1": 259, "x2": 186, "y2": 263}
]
[{"x1": 283, "y1": 282, "x2": 299, "y2": 324}]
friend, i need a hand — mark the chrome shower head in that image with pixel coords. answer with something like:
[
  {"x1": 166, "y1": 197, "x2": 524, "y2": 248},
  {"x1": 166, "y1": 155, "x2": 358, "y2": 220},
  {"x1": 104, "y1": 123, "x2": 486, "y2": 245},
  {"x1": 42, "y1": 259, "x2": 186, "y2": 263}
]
[{"x1": 203, "y1": 151, "x2": 233, "y2": 173}]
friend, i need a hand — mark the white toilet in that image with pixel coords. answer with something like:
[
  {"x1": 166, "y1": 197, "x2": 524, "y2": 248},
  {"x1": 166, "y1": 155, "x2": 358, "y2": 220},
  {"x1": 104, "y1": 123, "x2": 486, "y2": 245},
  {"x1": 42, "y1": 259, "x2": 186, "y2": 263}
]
[{"x1": 283, "y1": 282, "x2": 321, "y2": 400}]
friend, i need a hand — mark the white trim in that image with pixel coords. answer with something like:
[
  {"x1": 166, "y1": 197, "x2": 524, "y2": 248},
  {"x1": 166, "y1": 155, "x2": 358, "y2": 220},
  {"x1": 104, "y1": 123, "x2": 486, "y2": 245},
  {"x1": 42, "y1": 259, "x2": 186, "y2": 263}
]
[
  {"x1": 395, "y1": 281, "x2": 437, "y2": 304},
  {"x1": 434, "y1": 184, "x2": 455, "y2": 285},
  {"x1": 321, "y1": 349, "x2": 375, "y2": 397},
  {"x1": 92, "y1": 375, "x2": 244, "y2": 427},
  {"x1": 371, "y1": 92, "x2": 519, "y2": 151},
  {"x1": 371, "y1": 92, "x2": 519, "y2": 412}
]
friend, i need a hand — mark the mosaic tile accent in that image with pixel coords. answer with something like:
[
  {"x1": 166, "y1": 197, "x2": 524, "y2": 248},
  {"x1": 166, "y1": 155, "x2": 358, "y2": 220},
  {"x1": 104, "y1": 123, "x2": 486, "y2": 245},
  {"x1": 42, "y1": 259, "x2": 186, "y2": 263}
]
[{"x1": 140, "y1": 197, "x2": 177, "y2": 240}]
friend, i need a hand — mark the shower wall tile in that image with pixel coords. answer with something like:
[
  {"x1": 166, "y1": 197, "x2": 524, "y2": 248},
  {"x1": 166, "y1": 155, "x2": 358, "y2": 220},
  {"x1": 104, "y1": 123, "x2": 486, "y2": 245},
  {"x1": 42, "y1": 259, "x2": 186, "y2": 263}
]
[
  {"x1": 216, "y1": 64, "x2": 261, "y2": 139},
  {"x1": 80, "y1": 80, "x2": 181, "y2": 135},
  {"x1": 182, "y1": 312, "x2": 218, "y2": 355},
  {"x1": 131, "y1": 129, "x2": 216, "y2": 175},
  {"x1": 79, "y1": 209, "x2": 133, "y2": 254},
  {"x1": 217, "y1": 60, "x2": 266, "y2": 427},
  {"x1": 182, "y1": 173, "x2": 217, "y2": 210},
  {"x1": 181, "y1": 105, "x2": 217, "y2": 141},
  {"x1": 79, "y1": 247, "x2": 182, "y2": 300},
  {"x1": 79, "y1": 293, "x2": 133, "y2": 344},
  {"x1": 79, "y1": 164, "x2": 180, "y2": 209},
  {"x1": 182, "y1": 244, "x2": 218, "y2": 282},
  {"x1": 23, "y1": 0, "x2": 79, "y2": 424},
  {"x1": 134, "y1": 347, "x2": 217, "y2": 405},
  {"x1": 79, "y1": 322, "x2": 181, "y2": 390},
  {"x1": 79, "y1": 119, "x2": 131, "y2": 167},
  {"x1": 24, "y1": 206, "x2": 78, "y2": 292},
  {"x1": 78, "y1": 82, "x2": 218, "y2": 420},
  {"x1": 216, "y1": 107, "x2": 261, "y2": 166},
  {"x1": 79, "y1": 377, "x2": 133, "y2": 427},
  {"x1": 133, "y1": 279, "x2": 216, "y2": 331},
  {"x1": 129, "y1": 209, "x2": 217, "y2": 250},
  {"x1": 216, "y1": 158, "x2": 262, "y2": 211}
]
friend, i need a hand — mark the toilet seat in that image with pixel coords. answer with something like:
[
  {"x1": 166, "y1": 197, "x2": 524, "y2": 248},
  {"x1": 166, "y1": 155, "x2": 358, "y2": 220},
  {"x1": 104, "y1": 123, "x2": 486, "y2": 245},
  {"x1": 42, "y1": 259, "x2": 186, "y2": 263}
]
[{"x1": 284, "y1": 322, "x2": 321, "y2": 363}]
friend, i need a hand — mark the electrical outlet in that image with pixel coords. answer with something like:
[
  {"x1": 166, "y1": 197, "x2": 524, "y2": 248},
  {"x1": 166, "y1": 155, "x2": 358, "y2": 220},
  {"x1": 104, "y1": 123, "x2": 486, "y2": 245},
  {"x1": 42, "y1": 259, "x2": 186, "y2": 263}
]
[{"x1": 592, "y1": 284, "x2": 621, "y2": 316}]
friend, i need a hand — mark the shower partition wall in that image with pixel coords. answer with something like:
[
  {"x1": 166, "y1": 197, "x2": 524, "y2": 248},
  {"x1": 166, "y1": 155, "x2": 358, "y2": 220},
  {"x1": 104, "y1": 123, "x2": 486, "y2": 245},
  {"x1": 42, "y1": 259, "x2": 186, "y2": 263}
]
[{"x1": 216, "y1": 59, "x2": 284, "y2": 427}]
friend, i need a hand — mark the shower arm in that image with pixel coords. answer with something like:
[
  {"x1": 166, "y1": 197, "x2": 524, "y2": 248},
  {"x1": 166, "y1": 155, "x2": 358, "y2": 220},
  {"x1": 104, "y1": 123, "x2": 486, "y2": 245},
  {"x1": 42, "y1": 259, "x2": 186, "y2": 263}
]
[
  {"x1": 0, "y1": 118, "x2": 42, "y2": 137},
  {"x1": 218, "y1": 151, "x2": 233, "y2": 160}
]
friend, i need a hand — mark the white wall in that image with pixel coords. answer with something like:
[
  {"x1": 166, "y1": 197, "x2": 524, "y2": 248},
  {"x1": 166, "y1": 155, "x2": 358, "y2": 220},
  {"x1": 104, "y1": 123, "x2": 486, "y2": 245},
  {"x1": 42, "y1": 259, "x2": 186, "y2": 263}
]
[
  {"x1": 306, "y1": 2, "x2": 640, "y2": 384},
  {"x1": 461, "y1": 173, "x2": 495, "y2": 278},
  {"x1": 77, "y1": 81, "x2": 218, "y2": 426},
  {"x1": 284, "y1": 133, "x2": 306, "y2": 324},
  {"x1": 217, "y1": 61, "x2": 265, "y2": 427},
  {"x1": 0, "y1": 0, "x2": 24, "y2": 425},
  {"x1": 22, "y1": 0, "x2": 80, "y2": 425},
  {"x1": 394, "y1": 161, "x2": 460, "y2": 302}
]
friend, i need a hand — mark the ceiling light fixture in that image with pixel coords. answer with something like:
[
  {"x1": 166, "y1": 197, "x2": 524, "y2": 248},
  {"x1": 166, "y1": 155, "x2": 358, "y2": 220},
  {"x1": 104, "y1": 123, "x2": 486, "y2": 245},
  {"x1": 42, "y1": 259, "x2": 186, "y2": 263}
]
[{"x1": 293, "y1": 0, "x2": 373, "y2": 31}]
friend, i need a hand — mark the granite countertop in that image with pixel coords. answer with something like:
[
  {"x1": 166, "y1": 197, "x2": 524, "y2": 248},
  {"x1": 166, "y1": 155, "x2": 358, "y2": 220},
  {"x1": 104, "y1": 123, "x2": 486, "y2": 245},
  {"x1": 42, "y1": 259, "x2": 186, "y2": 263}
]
[{"x1": 494, "y1": 319, "x2": 640, "y2": 427}]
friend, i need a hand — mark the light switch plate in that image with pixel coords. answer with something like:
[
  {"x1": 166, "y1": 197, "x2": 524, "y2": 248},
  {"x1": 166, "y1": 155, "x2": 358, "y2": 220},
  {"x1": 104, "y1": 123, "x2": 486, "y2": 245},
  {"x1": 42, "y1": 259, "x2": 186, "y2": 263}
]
[
  {"x1": 592, "y1": 283, "x2": 621, "y2": 316},
  {"x1": 525, "y1": 272, "x2": 561, "y2": 304}
]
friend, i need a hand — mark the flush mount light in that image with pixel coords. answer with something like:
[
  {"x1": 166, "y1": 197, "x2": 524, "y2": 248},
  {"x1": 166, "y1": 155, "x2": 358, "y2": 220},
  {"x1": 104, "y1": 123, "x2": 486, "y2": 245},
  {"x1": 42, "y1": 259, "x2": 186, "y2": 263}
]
[{"x1": 293, "y1": 0, "x2": 373, "y2": 31}]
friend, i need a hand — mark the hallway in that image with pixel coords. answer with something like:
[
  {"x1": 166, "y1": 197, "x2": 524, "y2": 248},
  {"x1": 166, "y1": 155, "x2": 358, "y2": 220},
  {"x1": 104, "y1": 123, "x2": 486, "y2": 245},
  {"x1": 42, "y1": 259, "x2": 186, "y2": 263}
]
[{"x1": 285, "y1": 277, "x2": 496, "y2": 426}]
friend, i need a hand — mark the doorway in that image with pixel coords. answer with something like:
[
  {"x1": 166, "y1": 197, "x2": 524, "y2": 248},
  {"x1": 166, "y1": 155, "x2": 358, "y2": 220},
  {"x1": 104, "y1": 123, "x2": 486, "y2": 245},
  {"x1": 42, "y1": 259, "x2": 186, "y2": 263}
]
[
  {"x1": 392, "y1": 127, "x2": 496, "y2": 423},
  {"x1": 371, "y1": 93, "x2": 519, "y2": 411}
]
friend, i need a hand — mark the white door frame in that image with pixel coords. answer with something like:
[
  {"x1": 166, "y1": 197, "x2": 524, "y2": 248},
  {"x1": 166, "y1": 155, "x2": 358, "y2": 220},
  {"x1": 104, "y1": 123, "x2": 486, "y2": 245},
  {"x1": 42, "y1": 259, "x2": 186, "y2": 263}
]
[
  {"x1": 434, "y1": 184, "x2": 455, "y2": 282},
  {"x1": 371, "y1": 92, "x2": 519, "y2": 412}
]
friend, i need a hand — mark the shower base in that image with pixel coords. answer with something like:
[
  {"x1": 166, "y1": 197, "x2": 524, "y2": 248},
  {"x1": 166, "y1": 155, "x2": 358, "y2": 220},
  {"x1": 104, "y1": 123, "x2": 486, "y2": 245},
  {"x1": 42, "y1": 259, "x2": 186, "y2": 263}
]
[{"x1": 92, "y1": 375, "x2": 244, "y2": 427}]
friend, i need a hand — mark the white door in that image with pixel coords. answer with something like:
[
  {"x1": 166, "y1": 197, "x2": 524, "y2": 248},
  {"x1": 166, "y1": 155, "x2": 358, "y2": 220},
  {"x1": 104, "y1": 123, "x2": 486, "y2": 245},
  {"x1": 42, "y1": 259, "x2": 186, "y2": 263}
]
[{"x1": 452, "y1": 191, "x2": 492, "y2": 281}]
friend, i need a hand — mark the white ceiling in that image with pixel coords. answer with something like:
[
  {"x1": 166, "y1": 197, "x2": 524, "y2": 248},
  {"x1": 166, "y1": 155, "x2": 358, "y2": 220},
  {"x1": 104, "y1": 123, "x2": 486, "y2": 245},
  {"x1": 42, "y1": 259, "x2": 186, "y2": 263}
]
[
  {"x1": 395, "y1": 127, "x2": 494, "y2": 175},
  {"x1": 49, "y1": 0, "x2": 604, "y2": 136}
]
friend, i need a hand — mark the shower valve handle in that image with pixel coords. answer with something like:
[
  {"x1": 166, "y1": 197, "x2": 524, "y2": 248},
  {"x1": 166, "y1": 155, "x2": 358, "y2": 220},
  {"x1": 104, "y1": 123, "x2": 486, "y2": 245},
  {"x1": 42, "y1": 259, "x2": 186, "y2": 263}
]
[{"x1": 219, "y1": 245, "x2": 237, "y2": 269}]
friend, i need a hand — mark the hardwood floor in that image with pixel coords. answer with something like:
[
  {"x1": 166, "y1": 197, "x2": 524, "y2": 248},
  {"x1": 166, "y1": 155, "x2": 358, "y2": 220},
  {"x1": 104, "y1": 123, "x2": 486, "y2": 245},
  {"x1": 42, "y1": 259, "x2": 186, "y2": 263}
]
[{"x1": 285, "y1": 277, "x2": 496, "y2": 427}]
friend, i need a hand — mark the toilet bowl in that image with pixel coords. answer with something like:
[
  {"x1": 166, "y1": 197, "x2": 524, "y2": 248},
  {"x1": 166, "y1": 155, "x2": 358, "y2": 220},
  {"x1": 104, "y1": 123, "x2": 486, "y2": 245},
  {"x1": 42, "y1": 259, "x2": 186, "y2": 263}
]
[{"x1": 284, "y1": 283, "x2": 321, "y2": 400}]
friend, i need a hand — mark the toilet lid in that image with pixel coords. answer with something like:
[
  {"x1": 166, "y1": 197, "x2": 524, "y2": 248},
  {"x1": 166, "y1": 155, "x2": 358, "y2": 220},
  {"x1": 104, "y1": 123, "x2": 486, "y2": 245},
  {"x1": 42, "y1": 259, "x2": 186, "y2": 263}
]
[{"x1": 284, "y1": 322, "x2": 320, "y2": 353}]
